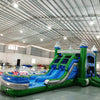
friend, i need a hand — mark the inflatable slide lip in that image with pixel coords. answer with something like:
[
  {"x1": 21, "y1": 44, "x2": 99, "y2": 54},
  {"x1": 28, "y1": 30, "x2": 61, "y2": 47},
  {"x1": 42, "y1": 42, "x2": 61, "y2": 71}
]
[
  {"x1": 1, "y1": 78, "x2": 29, "y2": 90},
  {"x1": 2, "y1": 73, "x2": 29, "y2": 84}
]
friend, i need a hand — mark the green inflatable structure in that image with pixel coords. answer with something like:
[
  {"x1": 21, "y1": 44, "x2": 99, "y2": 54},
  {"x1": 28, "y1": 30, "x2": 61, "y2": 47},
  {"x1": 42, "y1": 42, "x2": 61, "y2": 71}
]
[{"x1": 1, "y1": 40, "x2": 100, "y2": 96}]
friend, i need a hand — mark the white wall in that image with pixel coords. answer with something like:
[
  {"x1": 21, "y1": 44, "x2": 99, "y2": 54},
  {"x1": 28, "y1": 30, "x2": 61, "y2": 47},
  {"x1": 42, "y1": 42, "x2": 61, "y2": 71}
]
[{"x1": 0, "y1": 52, "x2": 53, "y2": 65}]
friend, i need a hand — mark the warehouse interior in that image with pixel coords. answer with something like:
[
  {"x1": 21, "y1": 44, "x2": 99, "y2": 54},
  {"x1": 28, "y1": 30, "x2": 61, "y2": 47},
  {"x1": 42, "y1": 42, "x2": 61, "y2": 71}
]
[{"x1": 0, "y1": 0, "x2": 100, "y2": 100}]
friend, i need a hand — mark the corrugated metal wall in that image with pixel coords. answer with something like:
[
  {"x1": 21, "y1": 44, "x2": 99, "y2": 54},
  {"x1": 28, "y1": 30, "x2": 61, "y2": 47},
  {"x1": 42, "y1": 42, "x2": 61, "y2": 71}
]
[
  {"x1": 0, "y1": 45, "x2": 5, "y2": 52},
  {"x1": 31, "y1": 47, "x2": 41, "y2": 57},
  {"x1": 97, "y1": 53, "x2": 100, "y2": 62},
  {"x1": 49, "y1": 52, "x2": 54, "y2": 58},
  {"x1": 15, "y1": 47, "x2": 26, "y2": 54},
  {"x1": 0, "y1": 45, "x2": 53, "y2": 58},
  {"x1": 31, "y1": 47, "x2": 50, "y2": 58}
]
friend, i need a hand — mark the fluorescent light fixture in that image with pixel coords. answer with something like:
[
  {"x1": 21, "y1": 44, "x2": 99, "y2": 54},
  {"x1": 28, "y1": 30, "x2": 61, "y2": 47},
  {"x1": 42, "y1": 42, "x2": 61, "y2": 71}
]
[
  {"x1": 20, "y1": 30, "x2": 23, "y2": 33},
  {"x1": 96, "y1": 35, "x2": 100, "y2": 39},
  {"x1": 89, "y1": 21, "x2": 95, "y2": 26},
  {"x1": 0, "y1": 34, "x2": 3, "y2": 36},
  {"x1": 13, "y1": 3, "x2": 18, "y2": 8},
  {"x1": 47, "y1": 26, "x2": 52, "y2": 30},
  {"x1": 40, "y1": 38, "x2": 43, "y2": 42},
  {"x1": 63, "y1": 36, "x2": 67, "y2": 40},
  {"x1": 23, "y1": 41, "x2": 26, "y2": 43}
]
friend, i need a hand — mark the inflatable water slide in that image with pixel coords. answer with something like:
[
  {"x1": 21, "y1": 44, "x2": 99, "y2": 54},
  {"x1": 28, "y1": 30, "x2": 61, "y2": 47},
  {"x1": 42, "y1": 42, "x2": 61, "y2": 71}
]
[{"x1": 1, "y1": 40, "x2": 100, "y2": 96}]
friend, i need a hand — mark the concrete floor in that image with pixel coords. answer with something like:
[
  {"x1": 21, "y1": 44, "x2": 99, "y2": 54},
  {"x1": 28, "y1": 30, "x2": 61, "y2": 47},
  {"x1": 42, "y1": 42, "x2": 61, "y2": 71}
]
[{"x1": 0, "y1": 86, "x2": 100, "y2": 100}]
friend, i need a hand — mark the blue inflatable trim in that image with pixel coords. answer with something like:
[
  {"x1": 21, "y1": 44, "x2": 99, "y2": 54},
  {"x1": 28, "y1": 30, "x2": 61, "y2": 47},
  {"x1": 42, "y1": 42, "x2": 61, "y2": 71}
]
[
  {"x1": 80, "y1": 46, "x2": 88, "y2": 48},
  {"x1": 93, "y1": 51, "x2": 97, "y2": 53},
  {"x1": 54, "y1": 47, "x2": 61, "y2": 49}
]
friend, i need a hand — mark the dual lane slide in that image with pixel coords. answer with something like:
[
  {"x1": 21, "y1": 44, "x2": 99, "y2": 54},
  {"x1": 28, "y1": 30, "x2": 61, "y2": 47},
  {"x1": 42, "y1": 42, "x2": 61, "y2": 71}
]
[{"x1": 1, "y1": 54, "x2": 79, "y2": 96}]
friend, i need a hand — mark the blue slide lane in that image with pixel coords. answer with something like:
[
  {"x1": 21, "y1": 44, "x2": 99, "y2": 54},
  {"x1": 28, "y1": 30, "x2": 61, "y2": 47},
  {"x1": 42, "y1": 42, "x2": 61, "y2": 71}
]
[
  {"x1": 30, "y1": 65, "x2": 56, "y2": 80},
  {"x1": 67, "y1": 59, "x2": 78, "y2": 79},
  {"x1": 35, "y1": 69, "x2": 61, "y2": 82},
  {"x1": 35, "y1": 65, "x2": 65, "y2": 82},
  {"x1": 29, "y1": 70, "x2": 65, "y2": 88}
]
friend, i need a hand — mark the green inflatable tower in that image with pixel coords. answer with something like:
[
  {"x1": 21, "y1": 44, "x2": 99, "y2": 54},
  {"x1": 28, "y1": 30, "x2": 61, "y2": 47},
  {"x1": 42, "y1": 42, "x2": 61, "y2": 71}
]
[
  {"x1": 79, "y1": 40, "x2": 88, "y2": 79},
  {"x1": 77, "y1": 40, "x2": 89, "y2": 86}
]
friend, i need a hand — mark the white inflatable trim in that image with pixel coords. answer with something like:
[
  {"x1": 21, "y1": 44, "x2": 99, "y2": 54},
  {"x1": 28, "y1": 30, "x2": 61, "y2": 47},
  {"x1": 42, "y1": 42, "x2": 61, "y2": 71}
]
[
  {"x1": 44, "y1": 80, "x2": 49, "y2": 85},
  {"x1": 85, "y1": 79, "x2": 89, "y2": 85}
]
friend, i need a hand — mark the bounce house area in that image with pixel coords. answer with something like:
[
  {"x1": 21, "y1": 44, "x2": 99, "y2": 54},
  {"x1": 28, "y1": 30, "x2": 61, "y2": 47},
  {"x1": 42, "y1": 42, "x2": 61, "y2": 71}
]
[{"x1": 1, "y1": 40, "x2": 100, "y2": 96}]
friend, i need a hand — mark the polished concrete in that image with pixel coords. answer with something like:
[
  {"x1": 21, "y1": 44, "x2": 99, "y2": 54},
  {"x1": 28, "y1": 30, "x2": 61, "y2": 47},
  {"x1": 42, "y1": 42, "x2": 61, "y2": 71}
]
[{"x1": 0, "y1": 86, "x2": 100, "y2": 100}]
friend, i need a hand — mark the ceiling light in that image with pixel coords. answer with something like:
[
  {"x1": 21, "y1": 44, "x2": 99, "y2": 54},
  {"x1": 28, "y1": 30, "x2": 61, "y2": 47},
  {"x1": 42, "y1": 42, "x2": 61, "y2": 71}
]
[
  {"x1": 63, "y1": 36, "x2": 67, "y2": 40},
  {"x1": 23, "y1": 41, "x2": 26, "y2": 43},
  {"x1": 89, "y1": 21, "x2": 95, "y2": 26},
  {"x1": 47, "y1": 26, "x2": 52, "y2": 30},
  {"x1": 96, "y1": 35, "x2": 100, "y2": 39},
  {"x1": 13, "y1": 3, "x2": 18, "y2": 8},
  {"x1": 0, "y1": 34, "x2": 3, "y2": 36},
  {"x1": 40, "y1": 38, "x2": 43, "y2": 42},
  {"x1": 20, "y1": 30, "x2": 23, "y2": 33}
]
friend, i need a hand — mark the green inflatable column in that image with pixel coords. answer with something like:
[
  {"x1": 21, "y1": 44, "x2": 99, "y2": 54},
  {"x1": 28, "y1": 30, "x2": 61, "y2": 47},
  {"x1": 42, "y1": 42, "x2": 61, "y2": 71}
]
[
  {"x1": 91, "y1": 45, "x2": 98, "y2": 75},
  {"x1": 77, "y1": 40, "x2": 89, "y2": 87},
  {"x1": 54, "y1": 42, "x2": 61, "y2": 57},
  {"x1": 79, "y1": 40, "x2": 88, "y2": 79}
]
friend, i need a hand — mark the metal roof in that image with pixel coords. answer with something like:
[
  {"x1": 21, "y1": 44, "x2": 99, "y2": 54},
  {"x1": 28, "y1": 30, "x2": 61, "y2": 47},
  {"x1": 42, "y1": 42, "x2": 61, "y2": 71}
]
[{"x1": 0, "y1": 0, "x2": 100, "y2": 50}]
